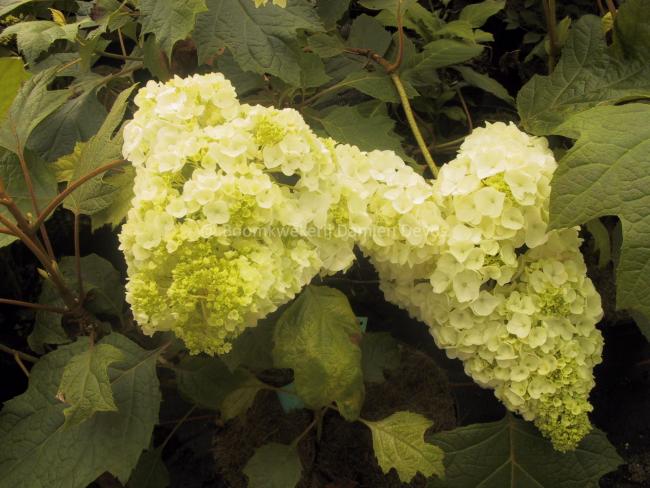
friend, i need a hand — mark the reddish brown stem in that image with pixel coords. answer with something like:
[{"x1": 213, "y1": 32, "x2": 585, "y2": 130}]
[
  {"x1": 32, "y1": 159, "x2": 127, "y2": 231},
  {"x1": 0, "y1": 196, "x2": 35, "y2": 234},
  {"x1": 13, "y1": 141, "x2": 56, "y2": 258},
  {"x1": 0, "y1": 189, "x2": 50, "y2": 258},
  {"x1": 344, "y1": 47, "x2": 394, "y2": 71},
  {"x1": 74, "y1": 212, "x2": 84, "y2": 298},
  {"x1": 0, "y1": 297, "x2": 67, "y2": 314},
  {"x1": 0, "y1": 213, "x2": 77, "y2": 309}
]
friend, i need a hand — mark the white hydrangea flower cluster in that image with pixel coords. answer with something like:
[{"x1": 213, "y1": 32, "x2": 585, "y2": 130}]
[
  {"x1": 120, "y1": 73, "x2": 603, "y2": 450},
  {"x1": 336, "y1": 146, "x2": 447, "y2": 267},
  {"x1": 120, "y1": 74, "x2": 363, "y2": 354},
  {"x1": 365, "y1": 123, "x2": 603, "y2": 451}
]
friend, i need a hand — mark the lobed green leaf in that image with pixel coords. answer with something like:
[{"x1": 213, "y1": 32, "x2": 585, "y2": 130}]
[
  {"x1": 549, "y1": 104, "x2": 650, "y2": 340},
  {"x1": 428, "y1": 414, "x2": 623, "y2": 488},
  {"x1": 0, "y1": 334, "x2": 162, "y2": 488},
  {"x1": 365, "y1": 411, "x2": 444, "y2": 483},
  {"x1": 517, "y1": 8, "x2": 650, "y2": 135},
  {"x1": 0, "y1": 57, "x2": 29, "y2": 121},
  {"x1": 56, "y1": 341, "x2": 123, "y2": 428},
  {"x1": 139, "y1": 0, "x2": 207, "y2": 58},
  {"x1": 272, "y1": 285, "x2": 364, "y2": 420},
  {"x1": 193, "y1": 0, "x2": 323, "y2": 86}
]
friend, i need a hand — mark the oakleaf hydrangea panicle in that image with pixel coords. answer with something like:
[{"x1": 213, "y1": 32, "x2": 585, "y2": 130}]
[
  {"x1": 120, "y1": 74, "x2": 362, "y2": 355},
  {"x1": 365, "y1": 122, "x2": 604, "y2": 451}
]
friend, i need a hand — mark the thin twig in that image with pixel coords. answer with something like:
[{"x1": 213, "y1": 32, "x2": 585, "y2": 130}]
[
  {"x1": 0, "y1": 214, "x2": 55, "y2": 272},
  {"x1": 74, "y1": 213, "x2": 84, "y2": 298},
  {"x1": 0, "y1": 214, "x2": 78, "y2": 308},
  {"x1": 159, "y1": 414, "x2": 217, "y2": 426},
  {"x1": 605, "y1": 0, "x2": 617, "y2": 17},
  {"x1": 56, "y1": 57, "x2": 81, "y2": 73},
  {"x1": 161, "y1": 406, "x2": 197, "y2": 449},
  {"x1": 98, "y1": 50, "x2": 143, "y2": 62},
  {"x1": 291, "y1": 414, "x2": 318, "y2": 448},
  {"x1": 344, "y1": 47, "x2": 393, "y2": 71},
  {"x1": 14, "y1": 353, "x2": 30, "y2": 377},
  {"x1": 0, "y1": 190, "x2": 38, "y2": 237},
  {"x1": 94, "y1": 63, "x2": 143, "y2": 88},
  {"x1": 15, "y1": 144, "x2": 40, "y2": 220},
  {"x1": 0, "y1": 297, "x2": 67, "y2": 314},
  {"x1": 9, "y1": 129, "x2": 56, "y2": 258},
  {"x1": 430, "y1": 135, "x2": 467, "y2": 152},
  {"x1": 338, "y1": 2, "x2": 438, "y2": 177},
  {"x1": 386, "y1": 0, "x2": 405, "y2": 73},
  {"x1": 596, "y1": 0, "x2": 606, "y2": 15},
  {"x1": 391, "y1": 73, "x2": 439, "y2": 177},
  {"x1": 0, "y1": 343, "x2": 38, "y2": 363},
  {"x1": 542, "y1": 0, "x2": 559, "y2": 73},
  {"x1": 0, "y1": 227, "x2": 12, "y2": 235},
  {"x1": 300, "y1": 82, "x2": 342, "y2": 107},
  {"x1": 32, "y1": 159, "x2": 127, "y2": 231},
  {"x1": 300, "y1": 0, "x2": 400, "y2": 106},
  {"x1": 0, "y1": 184, "x2": 52, "y2": 266},
  {"x1": 457, "y1": 87, "x2": 473, "y2": 131},
  {"x1": 117, "y1": 28, "x2": 128, "y2": 59}
]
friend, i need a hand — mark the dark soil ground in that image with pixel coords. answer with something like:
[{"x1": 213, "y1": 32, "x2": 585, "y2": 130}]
[{"x1": 211, "y1": 347, "x2": 455, "y2": 488}]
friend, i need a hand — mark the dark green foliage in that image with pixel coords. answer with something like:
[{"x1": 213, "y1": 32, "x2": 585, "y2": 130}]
[{"x1": 0, "y1": 0, "x2": 638, "y2": 486}]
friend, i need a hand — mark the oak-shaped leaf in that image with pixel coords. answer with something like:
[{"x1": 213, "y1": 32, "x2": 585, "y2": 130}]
[
  {"x1": 0, "y1": 66, "x2": 68, "y2": 156},
  {"x1": 28, "y1": 77, "x2": 107, "y2": 163},
  {"x1": 193, "y1": 0, "x2": 323, "y2": 86},
  {"x1": 62, "y1": 84, "x2": 137, "y2": 217},
  {"x1": 0, "y1": 20, "x2": 80, "y2": 64},
  {"x1": 0, "y1": 333, "x2": 162, "y2": 488},
  {"x1": 517, "y1": 2, "x2": 650, "y2": 136},
  {"x1": 56, "y1": 341, "x2": 124, "y2": 427},
  {"x1": 272, "y1": 285, "x2": 364, "y2": 420},
  {"x1": 0, "y1": 57, "x2": 29, "y2": 121},
  {"x1": 428, "y1": 414, "x2": 623, "y2": 488},
  {"x1": 549, "y1": 104, "x2": 650, "y2": 340},
  {"x1": 139, "y1": 0, "x2": 207, "y2": 58},
  {"x1": 365, "y1": 411, "x2": 444, "y2": 483}
]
